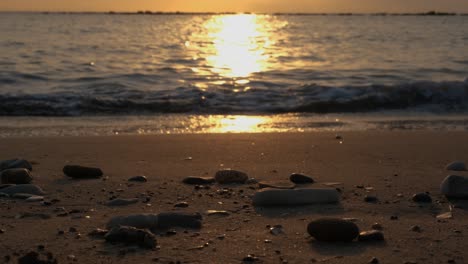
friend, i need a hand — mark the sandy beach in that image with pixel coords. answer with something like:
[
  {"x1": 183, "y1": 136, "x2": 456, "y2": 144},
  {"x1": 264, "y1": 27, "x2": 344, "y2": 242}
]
[{"x1": 1, "y1": 131, "x2": 468, "y2": 263}]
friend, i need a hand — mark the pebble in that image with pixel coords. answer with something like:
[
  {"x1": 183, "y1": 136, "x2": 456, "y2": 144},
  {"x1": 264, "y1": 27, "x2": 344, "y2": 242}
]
[
  {"x1": 307, "y1": 218, "x2": 359, "y2": 242},
  {"x1": 88, "y1": 228, "x2": 109, "y2": 238},
  {"x1": 0, "y1": 184, "x2": 45, "y2": 196},
  {"x1": 105, "y1": 226, "x2": 157, "y2": 249},
  {"x1": 412, "y1": 193, "x2": 432, "y2": 203},
  {"x1": 106, "y1": 198, "x2": 139, "y2": 206},
  {"x1": 182, "y1": 176, "x2": 215, "y2": 185},
  {"x1": 270, "y1": 225, "x2": 284, "y2": 236},
  {"x1": 410, "y1": 225, "x2": 422, "y2": 232},
  {"x1": 253, "y1": 188, "x2": 340, "y2": 206},
  {"x1": 214, "y1": 169, "x2": 248, "y2": 184},
  {"x1": 436, "y1": 212, "x2": 453, "y2": 220},
  {"x1": 242, "y1": 255, "x2": 260, "y2": 263},
  {"x1": 128, "y1": 176, "x2": 147, "y2": 182},
  {"x1": 358, "y1": 230, "x2": 385, "y2": 242},
  {"x1": 364, "y1": 195, "x2": 378, "y2": 203},
  {"x1": 446, "y1": 161, "x2": 467, "y2": 171},
  {"x1": 369, "y1": 257, "x2": 379, "y2": 264},
  {"x1": 440, "y1": 175, "x2": 468, "y2": 198},
  {"x1": 174, "y1": 202, "x2": 189, "y2": 208},
  {"x1": 0, "y1": 168, "x2": 33, "y2": 184},
  {"x1": 258, "y1": 181, "x2": 295, "y2": 189},
  {"x1": 371, "y1": 223, "x2": 383, "y2": 230},
  {"x1": 289, "y1": 173, "x2": 315, "y2": 184},
  {"x1": 206, "y1": 210, "x2": 230, "y2": 216},
  {"x1": 26, "y1": 196, "x2": 45, "y2": 202},
  {"x1": 63, "y1": 165, "x2": 103, "y2": 179},
  {"x1": 0, "y1": 159, "x2": 32, "y2": 171}
]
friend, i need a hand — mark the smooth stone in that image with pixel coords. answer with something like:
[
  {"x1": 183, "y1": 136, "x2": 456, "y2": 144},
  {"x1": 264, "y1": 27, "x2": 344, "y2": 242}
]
[
  {"x1": 128, "y1": 176, "x2": 147, "y2": 182},
  {"x1": 214, "y1": 169, "x2": 248, "y2": 184},
  {"x1": 0, "y1": 184, "x2": 45, "y2": 196},
  {"x1": 183, "y1": 176, "x2": 215, "y2": 185},
  {"x1": 446, "y1": 161, "x2": 467, "y2": 171},
  {"x1": 358, "y1": 230, "x2": 385, "y2": 242},
  {"x1": 0, "y1": 159, "x2": 32, "y2": 171},
  {"x1": 412, "y1": 193, "x2": 432, "y2": 203},
  {"x1": 174, "y1": 202, "x2": 189, "y2": 208},
  {"x1": 107, "y1": 214, "x2": 158, "y2": 230},
  {"x1": 106, "y1": 198, "x2": 139, "y2": 206},
  {"x1": 156, "y1": 212, "x2": 202, "y2": 229},
  {"x1": 105, "y1": 226, "x2": 157, "y2": 249},
  {"x1": 1, "y1": 168, "x2": 33, "y2": 184},
  {"x1": 88, "y1": 228, "x2": 109, "y2": 238},
  {"x1": 258, "y1": 181, "x2": 295, "y2": 189},
  {"x1": 12, "y1": 193, "x2": 35, "y2": 199},
  {"x1": 253, "y1": 188, "x2": 340, "y2": 206},
  {"x1": 25, "y1": 196, "x2": 44, "y2": 202},
  {"x1": 63, "y1": 165, "x2": 103, "y2": 179},
  {"x1": 307, "y1": 218, "x2": 359, "y2": 242},
  {"x1": 205, "y1": 210, "x2": 230, "y2": 216},
  {"x1": 440, "y1": 175, "x2": 468, "y2": 198},
  {"x1": 289, "y1": 173, "x2": 315, "y2": 184}
]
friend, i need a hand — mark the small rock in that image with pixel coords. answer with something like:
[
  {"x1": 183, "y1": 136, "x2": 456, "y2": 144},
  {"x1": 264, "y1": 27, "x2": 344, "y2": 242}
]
[
  {"x1": 174, "y1": 202, "x2": 189, "y2": 208},
  {"x1": 26, "y1": 196, "x2": 45, "y2": 202},
  {"x1": 214, "y1": 169, "x2": 248, "y2": 184},
  {"x1": 0, "y1": 168, "x2": 33, "y2": 184},
  {"x1": 107, "y1": 198, "x2": 139, "y2": 207},
  {"x1": 258, "y1": 181, "x2": 295, "y2": 189},
  {"x1": 289, "y1": 173, "x2": 314, "y2": 184},
  {"x1": 182, "y1": 177, "x2": 215, "y2": 185},
  {"x1": 242, "y1": 254, "x2": 259, "y2": 263},
  {"x1": 364, "y1": 195, "x2": 378, "y2": 203},
  {"x1": 246, "y1": 178, "x2": 258, "y2": 184},
  {"x1": 88, "y1": 228, "x2": 109, "y2": 238},
  {"x1": 441, "y1": 175, "x2": 468, "y2": 198},
  {"x1": 270, "y1": 225, "x2": 284, "y2": 236},
  {"x1": 358, "y1": 230, "x2": 385, "y2": 242},
  {"x1": 446, "y1": 161, "x2": 467, "y2": 171},
  {"x1": 18, "y1": 251, "x2": 57, "y2": 264},
  {"x1": 206, "y1": 210, "x2": 230, "y2": 216},
  {"x1": 307, "y1": 218, "x2": 359, "y2": 242},
  {"x1": 105, "y1": 226, "x2": 157, "y2": 249},
  {"x1": 128, "y1": 176, "x2": 147, "y2": 182},
  {"x1": 369, "y1": 257, "x2": 379, "y2": 264},
  {"x1": 253, "y1": 188, "x2": 340, "y2": 206},
  {"x1": 410, "y1": 225, "x2": 422, "y2": 232},
  {"x1": 0, "y1": 184, "x2": 45, "y2": 196},
  {"x1": 156, "y1": 212, "x2": 202, "y2": 229},
  {"x1": 371, "y1": 223, "x2": 383, "y2": 230},
  {"x1": 412, "y1": 193, "x2": 432, "y2": 203},
  {"x1": 0, "y1": 159, "x2": 32, "y2": 171},
  {"x1": 436, "y1": 212, "x2": 453, "y2": 220},
  {"x1": 63, "y1": 165, "x2": 103, "y2": 179}
]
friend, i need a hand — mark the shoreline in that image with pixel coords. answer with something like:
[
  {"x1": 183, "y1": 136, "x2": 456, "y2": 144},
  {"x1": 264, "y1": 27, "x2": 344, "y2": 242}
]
[{"x1": 1, "y1": 131, "x2": 468, "y2": 263}]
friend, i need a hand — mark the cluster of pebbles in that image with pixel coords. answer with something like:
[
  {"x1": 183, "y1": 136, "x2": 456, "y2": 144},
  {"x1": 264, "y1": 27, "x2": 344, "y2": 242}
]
[{"x1": 1, "y1": 157, "x2": 468, "y2": 263}]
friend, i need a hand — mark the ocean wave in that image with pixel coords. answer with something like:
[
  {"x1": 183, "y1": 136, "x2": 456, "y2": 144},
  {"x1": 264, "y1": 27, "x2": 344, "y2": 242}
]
[{"x1": 0, "y1": 80, "x2": 467, "y2": 116}]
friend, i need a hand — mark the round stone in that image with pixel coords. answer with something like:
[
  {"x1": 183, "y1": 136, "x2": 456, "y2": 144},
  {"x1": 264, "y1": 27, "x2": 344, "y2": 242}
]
[
  {"x1": 307, "y1": 218, "x2": 359, "y2": 242},
  {"x1": 289, "y1": 173, "x2": 315, "y2": 184},
  {"x1": 1, "y1": 168, "x2": 33, "y2": 184},
  {"x1": 440, "y1": 175, "x2": 468, "y2": 198},
  {"x1": 214, "y1": 169, "x2": 248, "y2": 184},
  {"x1": 412, "y1": 193, "x2": 432, "y2": 203}
]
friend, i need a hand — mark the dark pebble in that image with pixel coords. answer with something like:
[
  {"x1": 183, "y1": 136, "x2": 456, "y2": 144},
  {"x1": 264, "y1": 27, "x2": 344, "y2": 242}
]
[
  {"x1": 156, "y1": 212, "x2": 202, "y2": 229},
  {"x1": 214, "y1": 169, "x2": 248, "y2": 184},
  {"x1": 412, "y1": 193, "x2": 432, "y2": 203},
  {"x1": 18, "y1": 251, "x2": 57, "y2": 264},
  {"x1": 364, "y1": 195, "x2": 378, "y2": 203},
  {"x1": 128, "y1": 176, "x2": 147, "y2": 182},
  {"x1": 243, "y1": 255, "x2": 259, "y2": 263},
  {"x1": 358, "y1": 230, "x2": 385, "y2": 242},
  {"x1": 369, "y1": 257, "x2": 379, "y2": 264},
  {"x1": 105, "y1": 226, "x2": 157, "y2": 249},
  {"x1": 63, "y1": 165, "x2": 103, "y2": 179},
  {"x1": 183, "y1": 177, "x2": 215, "y2": 185},
  {"x1": 289, "y1": 173, "x2": 314, "y2": 184},
  {"x1": 174, "y1": 202, "x2": 189, "y2": 208},
  {"x1": 307, "y1": 218, "x2": 359, "y2": 242}
]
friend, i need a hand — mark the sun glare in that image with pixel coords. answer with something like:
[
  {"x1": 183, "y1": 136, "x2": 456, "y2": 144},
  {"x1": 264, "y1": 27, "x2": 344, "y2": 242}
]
[
  {"x1": 204, "y1": 14, "x2": 270, "y2": 79},
  {"x1": 208, "y1": 115, "x2": 271, "y2": 133}
]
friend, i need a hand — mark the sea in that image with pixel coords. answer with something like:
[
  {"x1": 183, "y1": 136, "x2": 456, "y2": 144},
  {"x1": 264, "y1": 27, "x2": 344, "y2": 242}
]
[{"x1": 1, "y1": 13, "x2": 467, "y2": 136}]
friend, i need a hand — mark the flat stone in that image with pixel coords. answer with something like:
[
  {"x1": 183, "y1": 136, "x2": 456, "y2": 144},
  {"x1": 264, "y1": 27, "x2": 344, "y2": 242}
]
[
  {"x1": 258, "y1": 181, "x2": 295, "y2": 189},
  {"x1": 107, "y1": 214, "x2": 159, "y2": 229},
  {"x1": 174, "y1": 202, "x2": 189, "y2": 208},
  {"x1": 436, "y1": 212, "x2": 453, "y2": 220},
  {"x1": 205, "y1": 210, "x2": 230, "y2": 216},
  {"x1": 88, "y1": 228, "x2": 109, "y2": 238},
  {"x1": 183, "y1": 177, "x2": 215, "y2": 185},
  {"x1": 446, "y1": 161, "x2": 467, "y2": 171},
  {"x1": 63, "y1": 165, "x2": 103, "y2": 179},
  {"x1": 128, "y1": 176, "x2": 147, "y2": 182},
  {"x1": 1, "y1": 168, "x2": 33, "y2": 184},
  {"x1": 25, "y1": 196, "x2": 44, "y2": 202},
  {"x1": 440, "y1": 175, "x2": 468, "y2": 198},
  {"x1": 215, "y1": 169, "x2": 248, "y2": 184},
  {"x1": 308, "y1": 218, "x2": 359, "y2": 242},
  {"x1": 106, "y1": 198, "x2": 139, "y2": 207},
  {"x1": 289, "y1": 173, "x2": 314, "y2": 184},
  {"x1": 412, "y1": 193, "x2": 432, "y2": 203},
  {"x1": 0, "y1": 159, "x2": 32, "y2": 171},
  {"x1": 156, "y1": 212, "x2": 202, "y2": 229},
  {"x1": 105, "y1": 226, "x2": 157, "y2": 249},
  {"x1": 253, "y1": 188, "x2": 340, "y2": 206},
  {"x1": 0, "y1": 184, "x2": 45, "y2": 196},
  {"x1": 358, "y1": 230, "x2": 385, "y2": 242}
]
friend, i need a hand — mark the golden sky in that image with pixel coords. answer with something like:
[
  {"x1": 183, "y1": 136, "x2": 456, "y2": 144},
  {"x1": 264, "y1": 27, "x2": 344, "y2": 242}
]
[{"x1": 1, "y1": 0, "x2": 467, "y2": 13}]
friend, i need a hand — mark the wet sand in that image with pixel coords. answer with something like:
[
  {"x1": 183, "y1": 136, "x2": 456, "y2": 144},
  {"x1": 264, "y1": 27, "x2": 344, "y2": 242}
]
[{"x1": 1, "y1": 131, "x2": 468, "y2": 263}]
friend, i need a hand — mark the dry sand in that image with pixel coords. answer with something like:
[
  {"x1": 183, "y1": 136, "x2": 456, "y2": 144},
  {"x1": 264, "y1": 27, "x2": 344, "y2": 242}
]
[{"x1": 1, "y1": 131, "x2": 468, "y2": 263}]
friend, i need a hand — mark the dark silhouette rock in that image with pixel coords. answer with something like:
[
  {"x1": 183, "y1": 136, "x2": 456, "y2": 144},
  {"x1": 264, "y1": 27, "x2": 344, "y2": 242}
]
[
  {"x1": 215, "y1": 169, "x2": 248, "y2": 184},
  {"x1": 1, "y1": 168, "x2": 33, "y2": 184},
  {"x1": 182, "y1": 176, "x2": 215, "y2": 185},
  {"x1": 0, "y1": 159, "x2": 32, "y2": 171},
  {"x1": 63, "y1": 165, "x2": 103, "y2": 179},
  {"x1": 307, "y1": 218, "x2": 359, "y2": 242},
  {"x1": 289, "y1": 173, "x2": 314, "y2": 184},
  {"x1": 440, "y1": 175, "x2": 468, "y2": 198},
  {"x1": 412, "y1": 193, "x2": 432, "y2": 203},
  {"x1": 358, "y1": 230, "x2": 385, "y2": 242},
  {"x1": 105, "y1": 226, "x2": 157, "y2": 249},
  {"x1": 128, "y1": 175, "x2": 147, "y2": 182}
]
